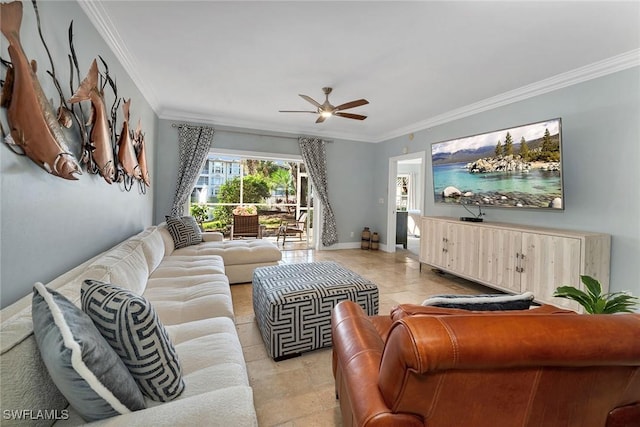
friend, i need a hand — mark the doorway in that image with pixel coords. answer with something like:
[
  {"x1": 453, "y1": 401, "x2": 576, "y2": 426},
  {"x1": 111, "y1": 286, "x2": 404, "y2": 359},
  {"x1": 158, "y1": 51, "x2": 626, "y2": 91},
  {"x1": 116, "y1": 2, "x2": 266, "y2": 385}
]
[{"x1": 386, "y1": 152, "x2": 426, "y2": 255}]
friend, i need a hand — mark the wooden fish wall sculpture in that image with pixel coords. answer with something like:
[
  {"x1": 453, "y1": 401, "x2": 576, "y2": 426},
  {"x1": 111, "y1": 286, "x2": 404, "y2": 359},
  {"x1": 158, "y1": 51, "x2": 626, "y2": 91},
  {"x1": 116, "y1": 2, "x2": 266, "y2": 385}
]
[
  {"x1": 0, "y1": 0, "x2": 150, "y2": 193},
  {"x1": 69, "y1": 59, "x2": 115, "y2": 184},
  {"x1": 0, "y1": 0, "x2": 81, "y2": 180},
  {"x1": 134, "y1": 119, "x2": 151, "y2": 188}
]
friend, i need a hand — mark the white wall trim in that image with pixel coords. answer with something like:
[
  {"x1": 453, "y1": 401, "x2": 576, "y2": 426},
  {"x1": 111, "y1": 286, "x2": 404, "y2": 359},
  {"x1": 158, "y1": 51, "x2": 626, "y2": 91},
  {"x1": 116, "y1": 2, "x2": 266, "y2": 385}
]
[
  {"x1": 374, "y1": 49, "x2": 640, "y2": 143},
  {"x1": 77, "y1": 1, "x2": 160, "y2": 111},
  {"x1": 321, "y1": 242, "x2": 361, "y2": 251}
]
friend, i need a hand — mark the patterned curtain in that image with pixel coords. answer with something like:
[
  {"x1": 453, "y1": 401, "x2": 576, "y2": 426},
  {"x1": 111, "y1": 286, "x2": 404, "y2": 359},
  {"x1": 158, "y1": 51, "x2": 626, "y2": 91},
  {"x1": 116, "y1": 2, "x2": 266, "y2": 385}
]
[
  {"x1": 170, "y1": 125, "x2": 215, "y2": 216},
  {"x1": 299, "y1": 137, "x2": 338, "y2": 246}
]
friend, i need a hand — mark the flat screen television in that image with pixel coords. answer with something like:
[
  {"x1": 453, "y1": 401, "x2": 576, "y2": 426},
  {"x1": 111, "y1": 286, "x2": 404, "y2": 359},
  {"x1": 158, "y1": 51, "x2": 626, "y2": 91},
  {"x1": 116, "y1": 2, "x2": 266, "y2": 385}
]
[{"x1": 431, "y1": 118, "x2": 563, "y2": 210}]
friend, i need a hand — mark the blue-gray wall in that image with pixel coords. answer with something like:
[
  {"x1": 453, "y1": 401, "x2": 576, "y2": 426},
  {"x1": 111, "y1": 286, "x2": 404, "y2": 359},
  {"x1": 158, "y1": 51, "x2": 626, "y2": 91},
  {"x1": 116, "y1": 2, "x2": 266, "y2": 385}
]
[
  {"x1": 372, "y1": 67, "x2": 640, "y2": 296},
  {"x1": 0, "y1": 1, "x2": 157, "y2": 308}
]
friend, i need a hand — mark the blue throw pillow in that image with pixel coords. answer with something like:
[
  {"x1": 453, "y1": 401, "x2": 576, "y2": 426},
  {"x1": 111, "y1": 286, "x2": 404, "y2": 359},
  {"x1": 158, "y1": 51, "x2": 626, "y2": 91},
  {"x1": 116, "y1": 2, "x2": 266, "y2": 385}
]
[
  {"x1": 421, "y1": 292, "x2": 535, "y2": 311},
  {"x1": 32, "y1": 283, "x2": 145, "y2": 421}
]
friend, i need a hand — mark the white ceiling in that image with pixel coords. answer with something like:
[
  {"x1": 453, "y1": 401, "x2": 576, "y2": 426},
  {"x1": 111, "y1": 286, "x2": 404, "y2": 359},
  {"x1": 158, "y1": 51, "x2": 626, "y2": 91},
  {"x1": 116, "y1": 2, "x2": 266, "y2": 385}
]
[{"x1": 80, "y1": 1, "x2": 640, "y2": 143}]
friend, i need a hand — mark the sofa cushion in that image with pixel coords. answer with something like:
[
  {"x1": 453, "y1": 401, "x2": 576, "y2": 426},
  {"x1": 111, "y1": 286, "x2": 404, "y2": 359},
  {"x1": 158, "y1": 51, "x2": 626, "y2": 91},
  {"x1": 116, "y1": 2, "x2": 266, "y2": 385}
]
[
  {"x1": 131, "y1": 226, "x2": 166, "y2": 273},
  {"x1": 421, "y1": 292, "x2": 535, "y2": 311},
  {"x1": 145, "y1": 274, "x2": 235, "y2": 324},
  {"x1": 90, "y1": 240, "x2": 149, "y2": 295},
  {"x1": 165, "y1": 216, "x2": 203, "y2": 249},
  {"x1": 152, "y1": 255, "x2": 226, "y2": 277},
  {"x1": 32, "y1": 283, "x2": 145, "y2": 422},
  {"x1": 81, "y1": 280, "x2": 185, "y2": 402},
  {"x1": 172, "y1": 239, "x2": 282, "y2": 265},
  {"x1": 165, "y1": 317, "x2": 250, "y2": 398}
]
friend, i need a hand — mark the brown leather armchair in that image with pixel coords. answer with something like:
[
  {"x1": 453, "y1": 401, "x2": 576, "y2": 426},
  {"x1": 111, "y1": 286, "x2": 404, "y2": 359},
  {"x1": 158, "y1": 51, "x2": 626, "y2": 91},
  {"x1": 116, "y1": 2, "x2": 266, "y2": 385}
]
[{"x1": 331, "y1": 301, "x2": 640, "y2": 427}]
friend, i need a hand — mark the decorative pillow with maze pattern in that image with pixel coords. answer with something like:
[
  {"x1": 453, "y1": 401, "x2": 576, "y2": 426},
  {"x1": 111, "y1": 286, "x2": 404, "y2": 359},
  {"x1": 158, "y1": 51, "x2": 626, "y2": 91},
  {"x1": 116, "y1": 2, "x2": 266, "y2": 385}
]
[
  {"x1": 421, "y1": 292, "x2": 535, "y2": 311},
  {"x1": 165, "y1": 215, "x2": 202, "y2": 249},
  {"x1": 81, "y1": 280, "x2": 185, "y2": 402},
  {"x1": 32, "y1": 283, "x2": 146, "y2": 421}
]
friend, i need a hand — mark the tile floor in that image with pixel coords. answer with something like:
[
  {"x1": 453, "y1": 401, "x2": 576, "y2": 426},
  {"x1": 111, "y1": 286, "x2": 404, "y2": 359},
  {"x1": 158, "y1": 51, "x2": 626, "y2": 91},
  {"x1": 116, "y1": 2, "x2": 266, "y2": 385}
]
[{"x1": 230, "y1": 247, "x2": 494, "y2": 427}]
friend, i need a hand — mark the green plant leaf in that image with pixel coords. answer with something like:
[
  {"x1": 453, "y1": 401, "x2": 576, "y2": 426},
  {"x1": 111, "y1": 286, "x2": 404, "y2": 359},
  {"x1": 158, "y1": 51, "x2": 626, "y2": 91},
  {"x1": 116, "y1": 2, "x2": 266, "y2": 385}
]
[
  {"x1": 554, "y1": 286, "x2": 595, "y2": 313},
  {"x1": 593, "y1": 298, "x2": 607, "y2": 314},
  {"x1": 581, "y1": 275, "x2": 602, "y2": 300},
  {"x1": 602, "y1": 293, "x2": 639, "y2": 313}
]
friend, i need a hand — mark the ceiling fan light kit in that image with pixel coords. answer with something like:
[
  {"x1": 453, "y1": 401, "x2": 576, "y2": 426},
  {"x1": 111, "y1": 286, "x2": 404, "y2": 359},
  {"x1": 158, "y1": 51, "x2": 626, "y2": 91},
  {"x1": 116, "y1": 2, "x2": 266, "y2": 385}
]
[{"x1": 279, "y1": 87, "x2": 368, "y2": 123}]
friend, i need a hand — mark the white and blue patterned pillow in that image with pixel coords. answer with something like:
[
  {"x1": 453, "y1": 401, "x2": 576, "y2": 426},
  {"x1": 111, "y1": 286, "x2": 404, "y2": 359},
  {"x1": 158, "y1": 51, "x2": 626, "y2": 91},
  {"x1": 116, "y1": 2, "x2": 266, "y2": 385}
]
[
  {"x1": 421, "y1": 292, "x2": 535, "y2": 311},
  {"x1": 81, "y1": 280, "x2": 185, "y2": 402},
  {"x1": 32, "y1": 283, "x2": 145, "y2": 421},
  {"x1": 165, "y1": 215, "x2": 202, "y2": 249}
]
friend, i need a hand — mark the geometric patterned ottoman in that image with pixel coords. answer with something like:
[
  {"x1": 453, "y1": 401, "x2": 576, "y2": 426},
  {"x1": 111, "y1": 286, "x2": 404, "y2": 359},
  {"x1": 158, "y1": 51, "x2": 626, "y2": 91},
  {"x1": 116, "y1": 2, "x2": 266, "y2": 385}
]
[{"x1": 252, "y1": 261, "x2": 379, "y2": 360}]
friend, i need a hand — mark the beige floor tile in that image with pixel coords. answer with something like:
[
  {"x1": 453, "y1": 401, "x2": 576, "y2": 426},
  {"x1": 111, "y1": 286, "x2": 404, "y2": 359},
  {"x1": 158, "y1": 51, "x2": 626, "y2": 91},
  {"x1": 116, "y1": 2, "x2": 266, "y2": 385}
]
[{"x1": 231, "y1": 247, "x2": 493, "y2": 426}]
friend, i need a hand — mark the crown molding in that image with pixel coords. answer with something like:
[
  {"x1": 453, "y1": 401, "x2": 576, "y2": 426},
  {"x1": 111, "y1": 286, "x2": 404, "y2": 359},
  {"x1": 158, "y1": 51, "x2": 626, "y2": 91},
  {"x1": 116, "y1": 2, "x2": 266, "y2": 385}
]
[
  {"x1": 373, "y1": 49, "x2": 640, "y2": 143},
  {"x1": 77, "y1": 0, "x2": 160, "y2": 111},
  {"x1": 158, "y1": 109, "x2": 371, "y2": 143},
  {"x1": 78, "y1": 0, "x2": 638, "y2": 144}
]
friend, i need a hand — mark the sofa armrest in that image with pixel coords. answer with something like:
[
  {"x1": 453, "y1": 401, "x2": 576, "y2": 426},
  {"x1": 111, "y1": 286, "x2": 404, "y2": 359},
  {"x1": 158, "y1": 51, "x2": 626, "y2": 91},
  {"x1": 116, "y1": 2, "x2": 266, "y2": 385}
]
[
  {"x1": 83, "y1": 387, "x2": 257, "y2": 426},
  {"x1": 201, "y1": 232, "x2": 224, "y2": 242}
]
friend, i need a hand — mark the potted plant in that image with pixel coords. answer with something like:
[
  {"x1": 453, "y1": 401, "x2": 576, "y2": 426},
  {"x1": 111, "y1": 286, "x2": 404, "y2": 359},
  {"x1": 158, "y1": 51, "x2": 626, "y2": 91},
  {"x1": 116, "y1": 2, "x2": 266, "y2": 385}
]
[
  {"x1": 232, "y1": 205, "x2": 257, "y2": 216},
  {"x1": 553, "y1": 275, "x2": 639, "y2": 314}
]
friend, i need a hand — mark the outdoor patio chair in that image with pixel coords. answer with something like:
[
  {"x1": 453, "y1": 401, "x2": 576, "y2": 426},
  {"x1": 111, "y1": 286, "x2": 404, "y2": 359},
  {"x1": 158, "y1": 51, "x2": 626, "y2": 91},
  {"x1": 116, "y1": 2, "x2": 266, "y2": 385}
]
[
  {"x1": 231, "y1": 214, "x2": 262, "y2": 239},
  {"x1": 277, "y1": 213, "x2": 307, "y2": 246}
]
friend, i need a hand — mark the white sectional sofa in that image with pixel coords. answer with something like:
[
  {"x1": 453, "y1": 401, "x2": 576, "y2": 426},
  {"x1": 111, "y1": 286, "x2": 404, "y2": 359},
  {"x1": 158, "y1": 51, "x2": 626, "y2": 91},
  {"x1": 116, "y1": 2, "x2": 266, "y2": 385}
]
[
  {"x1": 164, "y1": 225, "x2": 282, "y2": 284},
  {"x1": 0, "y1": 224, "x2": 266, "y2": 426}
]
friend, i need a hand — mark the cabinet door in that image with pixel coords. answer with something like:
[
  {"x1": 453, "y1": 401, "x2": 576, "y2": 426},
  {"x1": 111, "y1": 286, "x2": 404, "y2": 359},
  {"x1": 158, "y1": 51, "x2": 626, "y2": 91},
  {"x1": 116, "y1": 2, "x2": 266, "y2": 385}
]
[
  {"x1": 447, "y1": 223, "x2": 480, "y2": 278},
  {"x1": 521, "y1": 233, "x2": 582, "y2": 311},
  {"x1": 420, "y1": 218, "x2": 448, "y2": 268},
  {"x1": 477, "y1": 228, "x2": 522, "y2": 293}
]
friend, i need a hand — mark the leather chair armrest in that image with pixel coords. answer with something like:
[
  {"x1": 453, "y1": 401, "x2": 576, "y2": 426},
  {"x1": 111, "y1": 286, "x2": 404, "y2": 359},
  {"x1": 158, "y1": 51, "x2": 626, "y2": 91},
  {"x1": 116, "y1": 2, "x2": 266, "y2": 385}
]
[
  {"x1": 607, "y1": 402, "x2": 640, "y2": 427},
  {"x1": 332, "y1": 301, "x2": 422, "y2": 427}
]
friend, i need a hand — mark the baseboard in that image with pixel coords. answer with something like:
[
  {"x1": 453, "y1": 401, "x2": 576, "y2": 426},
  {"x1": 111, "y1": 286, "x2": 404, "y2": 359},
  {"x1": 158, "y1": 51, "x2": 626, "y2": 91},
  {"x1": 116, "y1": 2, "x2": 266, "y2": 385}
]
[
  {"x1": 319, "y1": 242, "x2": 361, "y2": 250},
  {"x1": 318, "y1": 242, "x2": 393, "y2": 252}
]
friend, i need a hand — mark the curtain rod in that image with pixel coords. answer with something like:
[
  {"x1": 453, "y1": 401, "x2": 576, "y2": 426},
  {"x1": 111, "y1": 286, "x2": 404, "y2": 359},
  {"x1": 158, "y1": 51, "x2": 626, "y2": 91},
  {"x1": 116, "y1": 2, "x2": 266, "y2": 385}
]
[{"x1": 171, "y1": 123, "x2": 333, "y2": 143}]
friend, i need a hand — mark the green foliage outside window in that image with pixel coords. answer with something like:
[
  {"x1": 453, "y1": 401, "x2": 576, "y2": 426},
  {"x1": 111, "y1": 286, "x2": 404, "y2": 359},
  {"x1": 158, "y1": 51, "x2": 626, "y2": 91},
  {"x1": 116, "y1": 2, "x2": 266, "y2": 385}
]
[
  {"x1": 190, "y1": 203, "x2": 210, "y2": 224},
  {"x1": 213, "y1": 175, "x2": 271, "y2": 224}
]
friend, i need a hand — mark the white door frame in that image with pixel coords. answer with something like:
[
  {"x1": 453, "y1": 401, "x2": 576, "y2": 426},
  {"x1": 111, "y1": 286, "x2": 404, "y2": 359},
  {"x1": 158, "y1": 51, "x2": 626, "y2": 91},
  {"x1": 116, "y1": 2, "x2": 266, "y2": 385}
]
[{"x1": 386, "y1": 151, "x2": 426, "y2": 253}]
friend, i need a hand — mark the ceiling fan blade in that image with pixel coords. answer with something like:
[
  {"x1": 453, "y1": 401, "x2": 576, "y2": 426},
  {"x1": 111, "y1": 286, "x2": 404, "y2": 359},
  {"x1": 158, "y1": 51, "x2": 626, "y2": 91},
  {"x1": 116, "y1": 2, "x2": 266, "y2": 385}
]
[
  {"x1": 335, "y1": 99, "x2": 369, "y2": 111},
  {"x1": 299, "y1": 94, "x2": 322, "y2": 108},
  {"x1": 315, "y1": 115, "x2": 327, "y2": 124},
  {"x1": 278, "y1": 110, "x2": 318, "y2": 113},
  {"x1": 335, "y1": 112, "x2": 367, "y2": 120}
]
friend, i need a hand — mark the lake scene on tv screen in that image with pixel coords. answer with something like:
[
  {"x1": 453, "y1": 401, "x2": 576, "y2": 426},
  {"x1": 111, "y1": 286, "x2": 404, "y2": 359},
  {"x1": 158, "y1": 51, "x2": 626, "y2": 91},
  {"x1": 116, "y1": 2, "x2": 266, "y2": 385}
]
[{"x1": 432, "y1": 118, "x2": 563, "y2": 209}]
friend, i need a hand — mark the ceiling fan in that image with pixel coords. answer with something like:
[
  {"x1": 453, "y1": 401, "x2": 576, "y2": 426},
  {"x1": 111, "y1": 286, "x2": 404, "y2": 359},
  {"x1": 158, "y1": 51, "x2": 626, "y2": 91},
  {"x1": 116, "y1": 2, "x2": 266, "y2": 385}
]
[{"x1": 279, "y1": 87, "x2": 368, "y2": 123}]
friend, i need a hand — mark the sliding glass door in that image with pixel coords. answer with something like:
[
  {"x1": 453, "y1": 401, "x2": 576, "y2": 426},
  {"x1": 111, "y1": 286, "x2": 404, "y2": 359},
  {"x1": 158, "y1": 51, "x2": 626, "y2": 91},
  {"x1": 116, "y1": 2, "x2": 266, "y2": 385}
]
[{"x1": 190, "y1": 151, "x2": 314, "y2": 250}]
